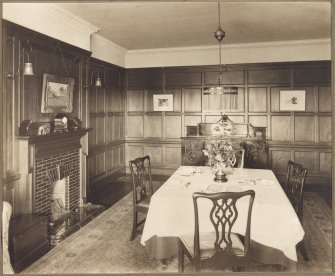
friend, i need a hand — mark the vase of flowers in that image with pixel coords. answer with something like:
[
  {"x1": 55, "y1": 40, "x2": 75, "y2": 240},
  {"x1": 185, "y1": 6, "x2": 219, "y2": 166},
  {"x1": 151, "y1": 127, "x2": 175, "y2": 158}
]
[{"x1": 203, "y1": 139, "x2": 236, "y2": 182}]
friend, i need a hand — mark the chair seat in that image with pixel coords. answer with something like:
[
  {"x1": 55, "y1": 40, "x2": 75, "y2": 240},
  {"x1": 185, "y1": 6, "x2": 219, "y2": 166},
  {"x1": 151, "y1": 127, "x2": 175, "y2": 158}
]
[{"x1": 180, "y1": 232, "x2": 245, "y2": 259}]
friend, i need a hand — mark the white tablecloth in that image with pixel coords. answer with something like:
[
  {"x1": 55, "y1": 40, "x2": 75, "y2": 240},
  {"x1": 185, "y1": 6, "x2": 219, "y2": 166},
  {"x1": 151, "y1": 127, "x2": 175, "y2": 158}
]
[{"x1": 141, "y1": 166, "x2": 304, "y2": 262}]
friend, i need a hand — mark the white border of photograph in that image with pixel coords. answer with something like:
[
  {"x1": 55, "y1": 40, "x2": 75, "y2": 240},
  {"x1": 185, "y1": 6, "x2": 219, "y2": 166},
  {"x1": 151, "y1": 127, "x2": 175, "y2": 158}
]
[
  {"x1": 279, "y1": 90, "x2": 306, "y2": 111},
  {"x1": 153, "y1": 94, "x2": 174, "y2": 111}
]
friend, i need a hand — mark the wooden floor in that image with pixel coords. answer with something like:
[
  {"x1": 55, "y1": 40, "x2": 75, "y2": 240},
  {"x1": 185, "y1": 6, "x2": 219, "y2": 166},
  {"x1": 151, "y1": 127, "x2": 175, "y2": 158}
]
[
  {"x1": 88, "y1": 176, "x2": 133, "y2": 209},
  {"x1": 89, "y1": 174, "x2": 332, "y2": 209},
  {"x1": 305, "y1": 184, "x2": 332, "y2": 207}
]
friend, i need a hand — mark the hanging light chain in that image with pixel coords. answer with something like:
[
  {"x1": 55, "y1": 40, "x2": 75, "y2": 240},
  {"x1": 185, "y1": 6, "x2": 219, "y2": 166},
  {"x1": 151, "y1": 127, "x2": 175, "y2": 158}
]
[
  {"x1": 218, "y1": 2, "x2": 221, "y2": 28},
  {"x1": 214, "y1": 2, "x2": 225, "y2": 86},
  {"x1": 204, "y1": 2, "x2": 238, "y2": 98},
  {"x1": 219, "y1": 40, "x2": 222, "y2": 85}
]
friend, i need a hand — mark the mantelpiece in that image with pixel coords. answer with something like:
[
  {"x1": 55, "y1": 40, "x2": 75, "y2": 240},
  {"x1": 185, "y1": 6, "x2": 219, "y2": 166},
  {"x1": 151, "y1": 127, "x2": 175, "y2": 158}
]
[
  {"x1": 17, "y1": 129, "x2": 91, "y2": 214},
  {"x1": 18, "y1": 128, "x2": 90, "y2": 160},
  {"x1": 181, "y1": 136, "x2": 269, "y2": 169},
  {"x1": 16, "y1": 128, "x2": 105, "y2": 246}
]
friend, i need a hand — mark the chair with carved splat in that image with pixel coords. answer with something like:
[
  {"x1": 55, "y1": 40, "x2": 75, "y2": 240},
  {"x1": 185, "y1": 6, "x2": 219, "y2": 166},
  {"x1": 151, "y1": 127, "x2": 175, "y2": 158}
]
[
  {"x1": 233, "y1": 148, "x2": 245, "y2": 168},
  {"x1": 178, "y1": 190, "x2": 255, "y2": 272},
  {"x1": 285, "y1": 160, "x2": 309, "y2": 261},
  {"x1": 129, "y1": 155, "x2": 153, "y2": 241}
]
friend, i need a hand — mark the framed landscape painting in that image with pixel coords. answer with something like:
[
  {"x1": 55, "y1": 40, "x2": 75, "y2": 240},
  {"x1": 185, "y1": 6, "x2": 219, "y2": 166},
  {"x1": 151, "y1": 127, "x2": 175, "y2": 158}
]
[{"x1": 41, "y1": 74, "x2": 75, "y2": 113}]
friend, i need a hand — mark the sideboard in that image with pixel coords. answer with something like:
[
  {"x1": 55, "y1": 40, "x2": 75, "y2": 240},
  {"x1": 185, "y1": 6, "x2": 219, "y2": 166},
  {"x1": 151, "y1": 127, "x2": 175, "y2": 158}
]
[{"x1": 181, "y1": 136, "x2": 269, "y2": 169}]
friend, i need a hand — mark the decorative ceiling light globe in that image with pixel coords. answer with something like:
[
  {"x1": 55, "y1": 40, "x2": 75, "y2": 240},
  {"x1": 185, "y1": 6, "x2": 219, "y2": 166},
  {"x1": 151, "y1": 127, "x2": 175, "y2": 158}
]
[{"x1": 214, "y1": 26, "x2": 225, "y2": 42}]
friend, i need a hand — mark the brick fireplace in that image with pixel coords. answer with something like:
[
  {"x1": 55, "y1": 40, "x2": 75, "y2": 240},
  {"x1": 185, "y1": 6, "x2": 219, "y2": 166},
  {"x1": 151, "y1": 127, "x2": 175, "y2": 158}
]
[
  {"x1": 34, "y1": 149, "x2": 80, "y2": 216},
  {"x1": 27, "y1": 130, "x2": 89, "y2": 217},
  {"x1": 17, "y1": 129, "x2": 104, "y2": 245}
]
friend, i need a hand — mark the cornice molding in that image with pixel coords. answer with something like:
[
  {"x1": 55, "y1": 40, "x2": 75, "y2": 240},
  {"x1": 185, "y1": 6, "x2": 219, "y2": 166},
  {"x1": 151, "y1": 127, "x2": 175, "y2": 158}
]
[
  {"x1": 127, "y1": 39, "x2": 331, "y2": 56},
  {"x1": 91, "y1": 34, "x2": 126, "y2": 68},
  {"x1": 92, "y1": 34, "x2": 127, "y2": 55},
  {"x1": 125, "y1": 38, "x2": 330, "y2": 68},
  {"x1": 3, "y1": 3, "x2": 99, "y2": 51},
  {"x1": 41, "y1": 4, "x2": 100, "y2": 34}
]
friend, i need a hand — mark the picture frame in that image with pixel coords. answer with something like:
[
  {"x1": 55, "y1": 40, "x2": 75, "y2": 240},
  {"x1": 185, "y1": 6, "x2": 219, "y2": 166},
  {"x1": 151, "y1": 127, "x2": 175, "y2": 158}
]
[
  {"x1": 279, "y1": 90, "x2": 306, "y2": 111},
  {"x1": 153, "y1": 94, "x2": 174, "y2": 111},
  {"x1": 253, "y1": 126, "x2": 267, "y2": 139},
  {"x1": 41, "y1": 74, "x2": 75, "y2": 113}
]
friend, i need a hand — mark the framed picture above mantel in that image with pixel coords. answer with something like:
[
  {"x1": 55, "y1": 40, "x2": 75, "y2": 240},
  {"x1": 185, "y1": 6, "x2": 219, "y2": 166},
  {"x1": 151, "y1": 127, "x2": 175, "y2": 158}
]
[{"x1": 41, "y1": 74, "x2": 75, "y2": 113}]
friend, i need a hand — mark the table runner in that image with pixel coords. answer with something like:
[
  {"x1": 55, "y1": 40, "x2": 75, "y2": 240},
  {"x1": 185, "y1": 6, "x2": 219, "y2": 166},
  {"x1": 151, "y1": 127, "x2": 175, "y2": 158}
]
[{"x1": 141, "y1": 166, "x2": 304, "y2": 262}]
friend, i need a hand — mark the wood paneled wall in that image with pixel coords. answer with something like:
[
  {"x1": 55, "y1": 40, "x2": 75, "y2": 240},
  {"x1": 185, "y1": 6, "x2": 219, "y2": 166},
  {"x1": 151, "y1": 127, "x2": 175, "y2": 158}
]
[
  {"x1": 87, "y1": 58, "x2": 126, "y2": 186},
  {"x1": 125, "y1": 62, "x2": 331, "y2": 184},
  {"x1": 2, "y1": 21, "x2": 91, "y2": 215},
  {"x1": 2, "y1": 21, "x2": 126, "y2": 213}
]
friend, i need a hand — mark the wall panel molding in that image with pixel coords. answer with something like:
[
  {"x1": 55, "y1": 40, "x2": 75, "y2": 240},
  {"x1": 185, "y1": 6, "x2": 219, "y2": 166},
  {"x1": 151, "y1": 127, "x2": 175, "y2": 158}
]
[
  {"x1": 88, "y1": 59, "x2": 126, "y2": 183},
  {"x1": 125, "y1": 61, "x2": 331, "y2": 185}
]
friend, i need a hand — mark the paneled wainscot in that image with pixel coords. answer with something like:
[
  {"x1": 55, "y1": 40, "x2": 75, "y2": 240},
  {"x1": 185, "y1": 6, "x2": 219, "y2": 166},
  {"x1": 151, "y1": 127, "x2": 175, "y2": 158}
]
[{"x1": 181, "y1": 137, "x2": 268, "y2": 169}]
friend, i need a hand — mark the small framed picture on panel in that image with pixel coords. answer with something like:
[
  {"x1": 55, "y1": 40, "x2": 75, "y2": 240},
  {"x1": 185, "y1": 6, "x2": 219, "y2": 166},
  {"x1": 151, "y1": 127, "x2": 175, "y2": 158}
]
[
  {"x1": 279, "y1": 90, "x2": 306, "y2": 111},
  {"x1": 153, "y1": 94, "x2": 174, "y2": 111}
]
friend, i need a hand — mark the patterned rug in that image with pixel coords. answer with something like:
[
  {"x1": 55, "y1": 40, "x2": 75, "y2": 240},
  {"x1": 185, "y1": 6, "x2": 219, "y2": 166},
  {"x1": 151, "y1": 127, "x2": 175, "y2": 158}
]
[{"x1": 23, "y1": 188, "x2": 332, "y2": 274}]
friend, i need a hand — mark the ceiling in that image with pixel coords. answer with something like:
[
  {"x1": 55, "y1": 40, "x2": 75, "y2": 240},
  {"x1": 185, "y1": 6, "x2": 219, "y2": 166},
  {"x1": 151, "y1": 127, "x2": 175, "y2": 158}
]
[{"x1": 58, "y1": 2, "x2": 331, "y2": 50}]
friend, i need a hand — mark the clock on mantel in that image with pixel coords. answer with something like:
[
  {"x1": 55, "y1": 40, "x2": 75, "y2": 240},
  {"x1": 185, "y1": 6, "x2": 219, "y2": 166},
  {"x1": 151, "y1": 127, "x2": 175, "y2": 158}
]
[{"x1": 53, "y1": 113, "x2": 68, "y2": 133}]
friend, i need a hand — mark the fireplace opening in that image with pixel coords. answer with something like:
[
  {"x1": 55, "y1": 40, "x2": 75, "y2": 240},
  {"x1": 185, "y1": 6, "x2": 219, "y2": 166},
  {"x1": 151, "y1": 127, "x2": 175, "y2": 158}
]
[
  {"x1": 46, "y1": 163, "x2": 105, "y2": 246},
  {"x1": 25, "y1": 131, "x2": 105, "y2": 248},
  {"x1": 50, "y1": 177, "x2": 71, "y2": 222},
  {"x1": 47, "y1": 164, "x2": 73, "y2": 223}
]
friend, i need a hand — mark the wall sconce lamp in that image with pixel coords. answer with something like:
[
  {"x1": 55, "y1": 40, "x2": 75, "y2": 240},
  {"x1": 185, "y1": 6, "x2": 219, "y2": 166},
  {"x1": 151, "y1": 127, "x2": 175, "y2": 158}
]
[
  {"x1": 90, "y1": 71, "x2": 102, "y2": 87},
  {"x1": 7, "y1": 41, "x2": 34, "y2": 79}
]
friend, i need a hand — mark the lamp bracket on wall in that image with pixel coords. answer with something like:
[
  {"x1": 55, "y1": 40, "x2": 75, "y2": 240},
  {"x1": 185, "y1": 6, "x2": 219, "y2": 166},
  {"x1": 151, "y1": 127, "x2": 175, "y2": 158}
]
[
  {"x1": 90, "y1": 71, "x2": 102, "y2": 87},
  {"x1": 7, "y1": 40, "x2": 34, "y2": 79}
]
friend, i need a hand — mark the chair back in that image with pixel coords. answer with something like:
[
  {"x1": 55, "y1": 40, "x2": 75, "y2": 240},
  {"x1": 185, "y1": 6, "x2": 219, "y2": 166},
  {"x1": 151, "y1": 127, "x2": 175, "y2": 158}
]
[
  {"x1": 129, "y1": 155, "x2": 153, "y2": 204},
  {"x1": 285, "y1": 160, "x2": 307, "y2": 220},
  {"x1": 192, "y1": 190, "x2": 255, "y2": 263},
  {"x1": 233, "y1": 148, "x2": 245, "y2": 168}
]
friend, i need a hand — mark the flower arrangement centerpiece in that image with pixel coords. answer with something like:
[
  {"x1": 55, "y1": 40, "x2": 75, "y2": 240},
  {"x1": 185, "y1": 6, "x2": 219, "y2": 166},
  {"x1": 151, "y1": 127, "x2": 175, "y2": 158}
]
[{"x1": 203, "y1": 138, "x2": 236, "y2": 182}]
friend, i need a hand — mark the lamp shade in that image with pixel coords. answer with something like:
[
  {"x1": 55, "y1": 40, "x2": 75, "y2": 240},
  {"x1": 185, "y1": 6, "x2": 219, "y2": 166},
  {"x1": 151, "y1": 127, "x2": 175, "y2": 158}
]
[
  {"x1": 23, "y1": 62, "x2": 34, "y2": 75},
  {"x1": 95, "y1": 77, "x2": 102, "y2": 87}
]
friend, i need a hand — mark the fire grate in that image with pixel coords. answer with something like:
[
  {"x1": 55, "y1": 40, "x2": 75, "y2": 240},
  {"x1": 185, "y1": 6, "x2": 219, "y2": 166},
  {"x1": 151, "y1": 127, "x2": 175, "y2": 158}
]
[{"x1": 48, "y1": 203, "x2": 105, "y2": 246}]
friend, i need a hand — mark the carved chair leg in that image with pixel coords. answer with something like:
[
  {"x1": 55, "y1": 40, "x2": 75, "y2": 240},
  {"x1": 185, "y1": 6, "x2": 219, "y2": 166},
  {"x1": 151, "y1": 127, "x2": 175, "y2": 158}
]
[
  {"x1": 130, "y1": 211, "x2": 137, "y2": 241},
  {"x1": 178, "y1": 239, "x2": 184, "y2": 272}
]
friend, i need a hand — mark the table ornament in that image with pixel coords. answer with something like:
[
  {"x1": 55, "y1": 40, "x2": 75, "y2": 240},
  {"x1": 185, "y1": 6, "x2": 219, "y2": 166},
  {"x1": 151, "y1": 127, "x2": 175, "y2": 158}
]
[{"x1": 203, "y1": 138, "x2": 236, "y2": 182}]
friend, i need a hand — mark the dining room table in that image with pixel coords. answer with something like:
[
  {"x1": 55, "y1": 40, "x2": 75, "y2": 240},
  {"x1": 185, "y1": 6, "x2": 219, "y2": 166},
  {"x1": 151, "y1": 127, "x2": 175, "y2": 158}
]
[{"x1": 140, "y1": 166, "x2": 305, "y2": 271}]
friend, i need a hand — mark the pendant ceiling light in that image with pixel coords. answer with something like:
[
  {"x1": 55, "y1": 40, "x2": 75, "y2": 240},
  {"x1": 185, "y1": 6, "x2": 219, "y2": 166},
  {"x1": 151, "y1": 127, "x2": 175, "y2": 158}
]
[{"x1": 204, "y1": 2, "x2": 238, "y2": 97}]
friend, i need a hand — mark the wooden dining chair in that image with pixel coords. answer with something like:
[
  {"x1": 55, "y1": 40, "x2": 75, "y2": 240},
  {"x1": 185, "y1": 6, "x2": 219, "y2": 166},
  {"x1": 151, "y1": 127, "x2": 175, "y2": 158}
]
[
  {"x1": 129, "y1": 155, "x2": 153, "y2": 241},
  {"x1": 178, "y1": 190, "x2": 255, "y2": 272},
  {"x1": 285, "y1": 160, "x2": 309, "y2": 261},
  {"x1": 234, "y1": 148, "x2": 245, "y2": 168}
]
